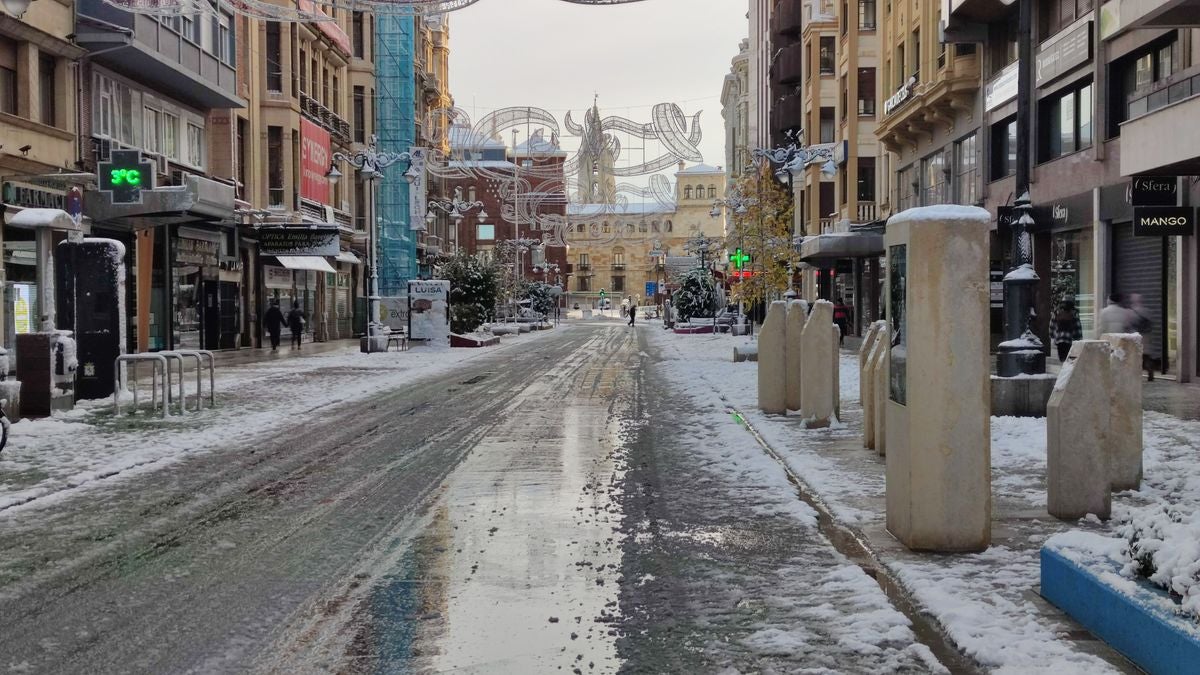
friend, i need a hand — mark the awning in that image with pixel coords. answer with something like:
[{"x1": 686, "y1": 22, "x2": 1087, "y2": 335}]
[
  {"x1": 276, "y1": 256, "x2": 337, "y2": 273},
  {"x1": 6, "y1": 208, "x2": 78, "y2": 230},
  {"x1": 335, "y1": 251, "x2": 362, "y2": 265},
  {"x1": 799, "y1": 232, "x2": 885, "y2": 262}
]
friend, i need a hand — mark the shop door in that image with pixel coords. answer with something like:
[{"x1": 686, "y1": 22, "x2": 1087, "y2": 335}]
[
  {"x1": 219, "y1": 282, "x2": 239, "y2": 349},
  {"x1": 203, "y1": 281, "x2": 221, "y2": 350},
  {"x1": 1112, "y1": 224, "x2": 1166, "y2": 370}
]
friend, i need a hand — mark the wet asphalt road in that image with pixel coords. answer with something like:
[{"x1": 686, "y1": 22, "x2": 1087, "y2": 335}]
[{"x1": 0, "y1": 322, "x2": 937, "y2": 674}]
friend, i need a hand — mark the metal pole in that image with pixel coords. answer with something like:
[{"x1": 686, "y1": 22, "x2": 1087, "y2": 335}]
[
  {"x1": 367, "y1": 174, "x2": 380, "y2": 352},
  {"x1": 997, "y1": 0, "x2": 1046, "y2": 377}
]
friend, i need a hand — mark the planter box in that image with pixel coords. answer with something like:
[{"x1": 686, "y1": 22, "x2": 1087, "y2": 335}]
[
  {"x1": 451, "y1": 334, "x2": 500, "y2": 348},
  {"x1": 673, "y1": 324, "x2": 715, "y2": 335},
  {"x1": 1041, "y1": 537, "x2": 1200, "y2": 675}
]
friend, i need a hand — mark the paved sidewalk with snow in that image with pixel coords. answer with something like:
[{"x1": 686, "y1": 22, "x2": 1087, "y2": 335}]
[{"x1": 645, "y1": 328, "x2": 1193, "y2": 673}]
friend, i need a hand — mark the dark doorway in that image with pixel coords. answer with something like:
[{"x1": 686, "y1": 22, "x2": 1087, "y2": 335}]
[{"x1": 203, "y1": 281, "x2": 220, "y2": 349}]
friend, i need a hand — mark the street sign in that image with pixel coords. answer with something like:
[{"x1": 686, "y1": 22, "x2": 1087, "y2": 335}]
[
  {"x1": 98, "y1": 150, "x2": 155, "y2": 205},
  {"x1": 1130, "y1": 176, "x2": 1178, "y2": 207},
  {"x1": 1133, "y1": 206, "x2": 1195, "y2": 237},
  {"x1": 645, "y1": 281, "x2": 657, "y2": 297}
]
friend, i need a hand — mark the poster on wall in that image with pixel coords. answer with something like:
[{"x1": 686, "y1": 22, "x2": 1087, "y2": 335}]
[
  {"x1": 380, "y1": 295, "x2": 409, "y2": 332},
  {"x1": 408, "y1": 280, "x2": 449, "y2": 345},
  {"x1": 300, "y1": 118, "x2": 331, "y2": 205}
]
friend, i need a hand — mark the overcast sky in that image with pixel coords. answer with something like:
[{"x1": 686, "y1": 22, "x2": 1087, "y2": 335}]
[{"x1": 447, "y1": 0, "x2": 748, "y2": 185}]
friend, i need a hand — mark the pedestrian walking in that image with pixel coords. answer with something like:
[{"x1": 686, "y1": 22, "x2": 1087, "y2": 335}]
[
  {"x1": 832, "y1": 297, "x2": 851, "y2": 346},
  {"x1": 1129, "y1": 293, "x2": 1159, "y2": 381},
  {"x1": 264, "y1": 299, "x2": 285, "y2": 351},
  {"x1": 286, "y1": 301, "x2": 306, "y2": 350},
  {"x1": 628, "y1": 304, "x2": 637, "y2": 327},
  {"x1": 1097, "y1": 293, "x2": 1134, "y2": 336},
  {"x1": 1051, "y1": 300, "x2": 1083, "y2": 362}
]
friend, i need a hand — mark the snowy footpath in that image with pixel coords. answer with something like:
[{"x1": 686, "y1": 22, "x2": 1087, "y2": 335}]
[
  {"x1": 0, "y1": 328, "x2": 565, "y2": 517},
  {"x1": 648, "y1": 326, "x2": 1200, "y2": 673}
]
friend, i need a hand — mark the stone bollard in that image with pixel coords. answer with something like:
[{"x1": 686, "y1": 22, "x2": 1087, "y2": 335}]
[
  {"x1": 858, "y1": 321, "x2": 885, "y2": 405},
  {"x1": 832, "y1": 323, "x2": 841, "y2": 422},
  {"x1": 873, "y1": 336, "x2": 888, "y2": 456},
  {"x1": 863, "y1": 327, "x2": 888, "y2": 450},
  {"x1": 733, "y1": 343, "x2": 759, "y2": 363},
  {"x1": 1047, "y1": 340, "x2": 1113, "y2": 520},
  {"x1": 884, "y1": 205, "x2": 991, "y2": 552},
  {"x1": 758, "y1": 301, "x2": 788, "y2": 414},
  {"x1": 800, "y1": 301, "x2": 836, "y2": 428},
  {"x1": 1101, "y1": 333, "x2": 1144, "y2": 492},
  {"x1": 785, "y1": 300, "x2": 808, "y2": 411}
]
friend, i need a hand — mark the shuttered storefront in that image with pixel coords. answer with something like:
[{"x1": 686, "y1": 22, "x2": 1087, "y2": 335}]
[{"x1": 1112, "y1": 223, "x2": 1165, "y2": 366}]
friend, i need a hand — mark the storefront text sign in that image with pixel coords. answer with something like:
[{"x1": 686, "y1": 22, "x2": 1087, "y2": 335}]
[
  {"x1": 1133, "y1": 207, "x2": 1194, "y2": 237},
  {"x1": 176, "y1": 237, "x2": 219, "y2": 266},
  {"x1": 300, "y1": 118, "x2": 331, "y2": 205},
  {"x1": 985, "y1": 61, "x2": 1019, "y2": 111},
  {"x1": 1035, "y1": 20, "x2": 1092, "y2": 88},
  {"x1": 1130, "y1": 176, "x2": 1178, "y2": 207},
  {"x1": 264, "y1": 265, "x2": 294, "y2": 289},
  {"x1": 259, "y1": 227, "x2": 340, "y2": 256},
  {"x1": 2, "y1": 182, "x2": 65, "y2": 209},
  {"x1": 884, "y1": 76, "x2": 918, "y2": 116}
]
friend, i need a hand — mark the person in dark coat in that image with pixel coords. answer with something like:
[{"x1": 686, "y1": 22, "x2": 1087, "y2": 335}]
[
  {"x1": 264, "y1": 299, "x2": 285, "y2": 351},
  {"x1": 1051, "y1": 300, "x2": 1083, "y2": 362},
  {"x1": 628, "y1": 303, "x2": 637, "y2": 327},
  {"x1": 286, "y1": 301, "x2": 306, "y2": 350},
  {"x1": 832, "y1": 297, "x2": 851, "y2": 346}
]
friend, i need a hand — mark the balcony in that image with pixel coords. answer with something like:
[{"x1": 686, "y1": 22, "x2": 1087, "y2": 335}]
[
  {"x1": 577, "y1": 263, "x2": 591, "y2": 271},
  {"x1": 856, "y1": 201, "x2": 878, "y2": 223},
  {"x1": 776, "y1": 43, "x2": 805, "y2": 86},
  {"x1": 877, "y1": 53, "x2": 980, "y2": 152},
  {"x1": 300, "y1": 92, "x2": 352, "y2": 147},
  {"x1": 777, "y1": 1, "x2": 804, "y2": 36},
  {"x1": 611, "y1": 263, "x2": 626, "y2": 271},
  {"x1": 1121, "y1": 76, "x2": 1200, "y2": 176}
]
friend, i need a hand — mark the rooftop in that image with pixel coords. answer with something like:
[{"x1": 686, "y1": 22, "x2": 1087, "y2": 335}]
[{"x1": 676, "y1": 163, "x2": 724, "y2": 175}]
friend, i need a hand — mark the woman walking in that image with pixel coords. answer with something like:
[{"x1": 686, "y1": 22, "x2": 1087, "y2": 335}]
[
  {"x1": 1051, "y1": 300, "x2": 1083, "y2": 362},
  {"x1": 286, "y1": 301, "x2": 306, "y2": 350}
]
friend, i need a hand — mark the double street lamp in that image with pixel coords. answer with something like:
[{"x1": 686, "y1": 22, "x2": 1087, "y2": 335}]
[
  {"x1": 425, "y1": 185, "x2": 487, "y2": 229},
  {"x1": 325, "y1": 134, "x2": 419, "y2": 352}
]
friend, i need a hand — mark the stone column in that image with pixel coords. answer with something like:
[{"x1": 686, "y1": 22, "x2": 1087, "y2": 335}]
[
  {"x1": 1102, "y1": 333, "x2": 1143, "y2": 491},
  {"x1": 800, "y1": 300, "x2": 835, "y2": 428},
  {"x1": 785, "y1": 300, "x2": 808, "y2": 411},
  {"x1": 758, "y1": 300, "x2": 788, "y2": 414},
  {"x1": 859, "y1": 321, "x2": 884, "y2": 405},
  {"x1": 1047, "y1": 340, "x2": 1113, "y2": 520},
  {"x1": 884, "y1": 206, "x2": 991, "y2": 552}
]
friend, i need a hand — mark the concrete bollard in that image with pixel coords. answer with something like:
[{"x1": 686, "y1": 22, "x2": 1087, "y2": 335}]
[
  {"x1": 758, "y1": 301, "x2": 788, "y2": 414},
  {"x1": 800, "y1": 301, "x2": 836, "y2": 428},
  {"x1": 863, "y1": 327, "x2": 888, "y2": 449},
  {"x1": 873, "y1": 335, "x2": 888, "y2": 455},
  {"x1": 733, "y1": 343, "x2": 759, "y2": 362},
  {"x1": 1101, "y1": 333, "x2": 1144, "y2": 492},
  {"x1": 858, "y1": 321, "x2": 885, "y2": 405},
  {"x1": 832, "y1": 323, "x2": 841, "y2": 422},
  {"x1": 1047, "y1": 340, "x2": 1113, "y2": 520},
  {"x1": 785, "y1": 300, "x2": 808, "y2": 411}
]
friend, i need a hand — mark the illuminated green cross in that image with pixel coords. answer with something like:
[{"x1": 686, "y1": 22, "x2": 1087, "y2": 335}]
[{"x1": 729, "y1": 248, "x2": 750, "y2": 270}]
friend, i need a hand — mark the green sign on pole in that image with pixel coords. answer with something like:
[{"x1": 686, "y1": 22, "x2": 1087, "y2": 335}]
[
  {"x1": 729, "y1": 248, "x2": 751, "y2": 270},
  {"x1": 99, "y1": 150, "x2": 156, "y2": 205}
]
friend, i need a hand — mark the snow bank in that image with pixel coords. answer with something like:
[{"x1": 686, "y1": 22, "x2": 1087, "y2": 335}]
[{"x1": 886, "y1": 205, "x2": 991, "y2": 226}]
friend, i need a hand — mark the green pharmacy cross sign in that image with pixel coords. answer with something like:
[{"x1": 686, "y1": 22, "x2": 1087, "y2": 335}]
[
  {"x1": 99, "y1": 150, "x2": 156, "y2": 205},
  {"x1": 729, "y1": 248, "x2": 751, "y2": 271}
]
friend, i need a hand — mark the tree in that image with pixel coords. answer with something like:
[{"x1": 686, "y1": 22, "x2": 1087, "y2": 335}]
[
  {"x1": 523, "y1": 281, "x2": 555, "y2": 317},
  {"x1": 437, "y1": 250, "x2": 500, "y2": 334},
  {"x1": 726, "y1": 162, "x2": 797, "y2": 308},
  {"x1": 673, "y1": 267, "x2": 718, "y2": 321}
]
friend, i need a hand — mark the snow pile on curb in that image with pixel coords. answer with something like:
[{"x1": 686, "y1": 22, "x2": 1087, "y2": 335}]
[{"x1": 1119, "y1": 503, "x2": 1200, "y2": 620}]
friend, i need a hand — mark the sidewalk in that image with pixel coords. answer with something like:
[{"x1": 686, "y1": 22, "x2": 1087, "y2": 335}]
[
  {"x1": 648, "y1": 330, "x2": 1200, "y2": 672},
  {"x1": 209, "y1": 338, "x2": 360, "y2": 368}
]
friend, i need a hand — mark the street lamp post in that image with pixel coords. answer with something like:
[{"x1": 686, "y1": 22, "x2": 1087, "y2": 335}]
[
  {"x1": 326, "y1": 134, "x2": 418, "y2": 353},
  {"x1": 711, "y1": 187, "x2": 758, "y2": 324}
]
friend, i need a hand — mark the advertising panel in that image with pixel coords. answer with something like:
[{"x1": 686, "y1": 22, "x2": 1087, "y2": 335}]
[
  {"x1": 408, "y1": 280, "x2": 449, "y2": 345},
  {"x1": 300, "y1": 118, "x2": 331, "y2": 205}
]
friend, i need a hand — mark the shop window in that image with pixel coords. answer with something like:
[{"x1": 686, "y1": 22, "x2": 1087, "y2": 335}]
[
  {"x1": 858, "y1": 67, "x2": 876, "y2": 116},
  {"x1": 820, "y1": 37, "x2": 835, "y2": 74},
  {"x1": 990, "y1": 116, "x2": 1017, "y2": 180},
  {"x1": 954, "y1": 133, "x2": 979, "y2": 205},
  {"x1": 1039, "y1": 80, "x2": 1092, "y2": 162}
]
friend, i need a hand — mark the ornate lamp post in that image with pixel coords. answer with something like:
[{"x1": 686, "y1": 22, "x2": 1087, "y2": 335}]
[
  {"x1": 326, "y1": 134, "x2": 418, "y2": 353},
  {"x1": 426, "y1": 186, "x2": 488, "y2": 226}
]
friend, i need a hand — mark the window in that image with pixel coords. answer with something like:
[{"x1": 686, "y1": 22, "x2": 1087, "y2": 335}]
[
  {"x1": 896, "y1": 164, "x2": 916, "y2": 211},
  {"x1": 1040, "y1": 0, "x2": 1094, "y2": 41},
  {"x1": 639, "y1": 221, "x2": 648, "y2": 232},
  {"x1": 1039, "y1": 81, "x2": 1092, "y2": 162},
  {"x1": 708, "y1": 185, "x2": 716, "y2": 198},
  {"x1": 353, "y1": 178, "x2": 366, "y2": 231},
  {"x1": 322, "y1": 67, "x2": 330, "y2": 106},
  {"x1": 612, "y1": 276, "x2": 625, "y2": 292},
  {"x1": 201, "y1": 12, "x2": 215, "y2": 55},
  {"x1": 684, "y1": 186, "x2": 693, "y2": 199},
  {"x1": 820, "y1": 37, "x2": 835, "y2": 74},
  {"x1": 268, "y1": 125, "x2": 284, "y2": 207},
  {"x1": 143, "y1": 107, "x2": 162, "y2": 153},
  {"x1": 841, "y1": 79, "x2": 849, "y2": 120},
  {"x1": 578, "y1": 276, "x2": 591, "y2": 292},
  {"x1": 1110, "y1": 37, "x2": 1179, "y2": 136},
  {"x1": 218, "y1": 11, "x2": 234, "y2": 66},
  {"x1": 39, "y1": 55, "x2": 55, "y2": 126},
  {"x1": 858, "y1": 67, "x2": 876, "y2": 116},
  {"x1": 353, "y1": 86, "x2": 366, "y2": 143},
  {"x1": 954, "y1": 134, "x2": 978, "y2": 205},
  {"x1": 842, "y1": 0, "x2": 849, "y2": 34},
  {"x1": 820, "y1": 107, "x2": 835, "y2": 143},
  {"x1": 265, "y1": 23, "x2": 282, "y2": 92},
  {"x1": 912, "y1": 30, "x2": 920, "y2": 80},
  {"x1": 921, "y1": 149, "x2": 949, "y2": 206},
  {"x1": 185, "y1": 123, "x2": 203, "y2": 167},
  {"x1": 578, "y1": 253, "x2": 590, "y2": 268},
  {"x1": 895, "y1": 44, "x2": 905, "y2": 89},
  {"x1": 182, "y1": 14, "x2": 198, "y2": 43},
  {"x1": 613, "y1": 249, "x2": 625, "y2": 268},
  {"x1": 0, "y1": 66, "x2": 13, "y2": 115},
  {"x1": 860, "y1": 0, "x2": 876, "y2": 29},
  {"x1": 576, "y1": 223, "x2": 585, "y2": 233},
  {"x1": 332, "y1": 75, "x2": 340, "y2": 115},
  {"x1": 352, "y1": 12, "x2": 365, "y2": 58},
  {"x1": 162, "y1": 112, "x2": 179, "y2": 159},
  {"x1": 477, "y1": 223, "x2": 495, "y2": 240},
  {"x1": 857, "y1": 156, "x2": 876, "y2": 202},
  {"x1": 990, "y1": 116, "x2": 1017, "y2": 180}
]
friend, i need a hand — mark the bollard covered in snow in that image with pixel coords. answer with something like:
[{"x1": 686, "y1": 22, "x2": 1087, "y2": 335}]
[
  {"x1": 1102, "y1": 333, "x2": 1144, "y2": 492},
  {"x1": 757, "y1": 301, "x2": 788, "y2": 414},
  {"x1": 832, "y1": 323, "x2": 841, "y2": 422},
  {"x1": 859, "y1": 321, "x2": 885, "y2": 405},
  {"x1": 733, "y1": 343, "x2": 759, "y2": 362},
  {"x1": 800, "y1": 301, "x2": 836, "y2": 428},
  {"x1": 785, "y1": 300, "x2": 808, "y2": 411},
  {"x1": 1047, "y1": 340, "x2": 1113, "y2": 520},
  {"x1": 872, "y1": 333, "x2": 888, "y2": 455},
  {"x1": 863, "y1": 326, "x2": 888, "y2": 450}
]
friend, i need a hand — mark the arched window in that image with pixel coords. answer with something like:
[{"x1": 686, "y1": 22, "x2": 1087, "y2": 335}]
[
  {"x1": 708, "y1": 185, "x2": 716, "y2": 198},
  {"x1": 612, "y1": 246, "x2": 625, "y2": 268},
  {"x1": 576, "y1": 223, "x2": 585, "y2": 233},
  {"x1": 639, "y1": 221, "x2": 648, "y2": 233},
  {"x1": 666, "y1": 220, "x2": 673, "y2": 232},
  {"x1": 651, "y1": 220, "x2": 661, "y2": 233},
  {"x1": 602, "y1": 221, "x2": 610, "y2": 233},
  {"x1": 684, "y1": 186, "x2": 693, "y2": 199}
]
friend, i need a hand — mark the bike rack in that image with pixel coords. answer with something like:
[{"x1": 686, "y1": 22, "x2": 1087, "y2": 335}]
[
  {"x1": 164, "y1": 350, "x2": 215, "y2": 411},
  {"x1": 114, "y1": 354, "x2": 169, "y2": 417},
  {"x1": 156, "y1": 352, "x2": 189, "y2": 415}
]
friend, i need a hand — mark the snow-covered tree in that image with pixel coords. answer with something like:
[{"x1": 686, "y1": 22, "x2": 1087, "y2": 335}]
[
  {"x1": 523, "y1": 281, "x2": 555, "y2": 317},
  {"x1": 674, "y1": 267, "x2": 718, "y2": 321},
  {"x1": 437, "y1": 250, "x2": 500, "y2": 334}
]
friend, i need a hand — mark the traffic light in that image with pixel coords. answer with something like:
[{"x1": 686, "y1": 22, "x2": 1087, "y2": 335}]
[
  {"x1": 99, "y1": 150, "x2": 156, "y2": 205},
  {"x1": 599, "y1": 288, "x2": 606, "y2": 298}
]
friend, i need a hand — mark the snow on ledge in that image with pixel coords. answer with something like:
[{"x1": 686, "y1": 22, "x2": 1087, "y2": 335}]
[{"x1": 886, "y1": 205, "x2": 991, "y2": 226}]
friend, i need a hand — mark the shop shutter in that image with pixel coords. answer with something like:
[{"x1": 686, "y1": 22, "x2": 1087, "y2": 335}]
[{"x1": 1111, "y1": 223, "x2": 1164, "y2": 360}]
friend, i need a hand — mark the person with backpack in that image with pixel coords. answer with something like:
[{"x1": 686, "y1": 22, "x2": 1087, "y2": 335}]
[{"x1": 286, "y1": 301, "x2": 306, "y2": 350}]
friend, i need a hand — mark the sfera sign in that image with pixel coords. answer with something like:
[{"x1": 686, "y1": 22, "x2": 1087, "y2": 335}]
[
  {"x1": 884, "y1": 76, "x2": 918, "y2": 116},
  {"x1": 1130, "y1": 177, "x2": 1178, "y2": 207},
  {"x1": 1133, "y1": 206, "x2": 1194, "y2": 237}
]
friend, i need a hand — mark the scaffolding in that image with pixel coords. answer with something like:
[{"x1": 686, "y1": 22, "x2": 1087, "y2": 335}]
[{"x1": 375, "y1": 13, "x2": 418, "y2": 295}]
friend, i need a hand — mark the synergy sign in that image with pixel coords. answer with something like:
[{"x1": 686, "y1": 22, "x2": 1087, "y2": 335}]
[{"x1": 300, "y1": 118, "x2": 331, "y2": 205}]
